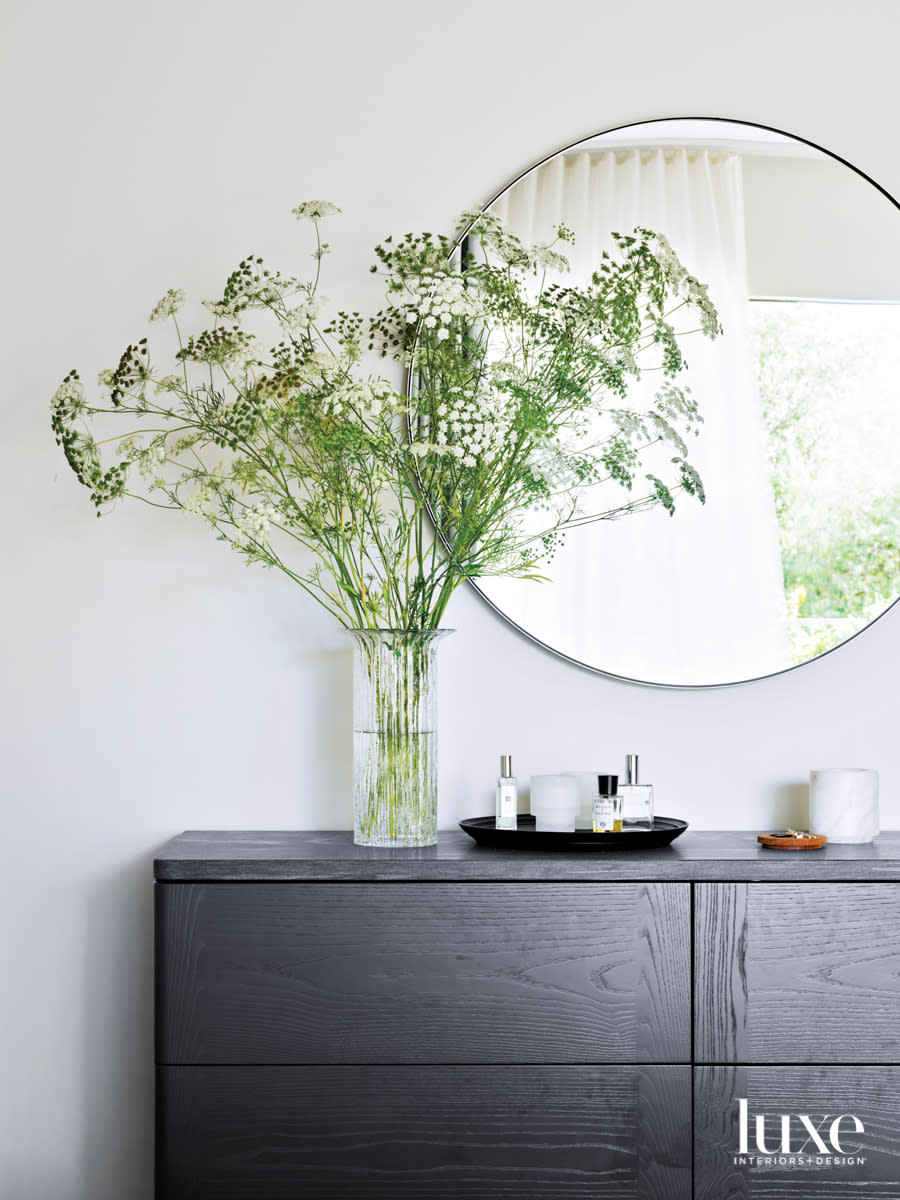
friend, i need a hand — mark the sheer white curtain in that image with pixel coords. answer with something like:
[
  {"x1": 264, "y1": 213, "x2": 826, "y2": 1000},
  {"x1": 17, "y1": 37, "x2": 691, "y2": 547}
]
[{"x1": 483, "y1": 148, "x2": 789, "y2": 684}]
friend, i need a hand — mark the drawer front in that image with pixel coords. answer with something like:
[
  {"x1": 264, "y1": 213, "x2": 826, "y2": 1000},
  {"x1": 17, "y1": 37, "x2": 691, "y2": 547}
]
[
  {"x1": 156, "y1": 881, "x2": 690, "y2": 1064},
  {"x1": 695, "y1": 883, "x2": 900, "y2": 1062},
  {"x1": 157, "y1": 1064, "x2": 691, "y2": 1199},
  {"x1": 695, "y1": 1066, "x2": 900, "y2": 1199}
]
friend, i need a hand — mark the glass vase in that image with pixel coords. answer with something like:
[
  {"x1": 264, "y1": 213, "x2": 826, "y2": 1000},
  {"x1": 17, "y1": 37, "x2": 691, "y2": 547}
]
[{"x1": 350, "y1": 629, "x2": 451, "y2": 847}]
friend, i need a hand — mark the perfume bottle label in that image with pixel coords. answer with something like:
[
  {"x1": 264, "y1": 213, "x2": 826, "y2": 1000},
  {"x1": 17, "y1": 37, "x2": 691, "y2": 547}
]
[
  {"x1": 496, "y1": 784, "x2": 517, "y2": 829},
  {"x1": 593, "y1": 797, "x2": 615, "y2": 833}
]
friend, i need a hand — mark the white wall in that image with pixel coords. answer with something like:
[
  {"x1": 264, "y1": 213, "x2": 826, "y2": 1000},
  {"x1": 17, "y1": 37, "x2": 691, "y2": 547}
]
[
  {"x1": 4, "y1": 1, "x2": 900, "y2": 1195},
  {"x1": 744, "y1": 154, "x2": 900, "y2": 300}
]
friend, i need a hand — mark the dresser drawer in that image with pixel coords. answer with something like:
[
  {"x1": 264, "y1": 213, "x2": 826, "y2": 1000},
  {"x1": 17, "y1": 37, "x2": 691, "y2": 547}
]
[
  {"x1": 156, "y1": 881, "x2": 690, "y2": 1063},
  {"x1": 157, "y1": 1064, "x2": 691, "y2": 1199},
  {"x1": 695, "y1": 1066, "x2": 900, "y2": 1199},
  {"x1": 695, "y1": 883, "x2": 900, "y2": 1062}
]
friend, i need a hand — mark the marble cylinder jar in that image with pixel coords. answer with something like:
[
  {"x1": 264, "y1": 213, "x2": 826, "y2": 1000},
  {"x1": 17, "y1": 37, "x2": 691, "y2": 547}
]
[{"x1": 809, "y1": 767, "x2": 879, "y2": 844}]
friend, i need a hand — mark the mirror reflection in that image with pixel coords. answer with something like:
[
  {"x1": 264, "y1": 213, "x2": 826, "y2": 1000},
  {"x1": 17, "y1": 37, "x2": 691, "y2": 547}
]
[{"x1": 473, "y1": 119, "x2": 900, "y2": 685}]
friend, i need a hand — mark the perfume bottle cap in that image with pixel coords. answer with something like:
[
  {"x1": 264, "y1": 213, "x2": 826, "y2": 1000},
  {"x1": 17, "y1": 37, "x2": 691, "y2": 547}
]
[
  {"x1": 597, "y1": 774, "x2": 618, "y2": 795},
  {"x1": 625, "y1": 755, "x2": 639, "y2": 785},
  {"x1": 500, "y1": 755, "x2": 513, "y2": 777}
]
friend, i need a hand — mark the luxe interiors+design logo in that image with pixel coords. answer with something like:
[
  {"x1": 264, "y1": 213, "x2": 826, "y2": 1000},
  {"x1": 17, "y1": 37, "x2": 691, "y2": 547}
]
[{"x1": 733, "y1": 1098, "x2": 867, "y2": 1168}]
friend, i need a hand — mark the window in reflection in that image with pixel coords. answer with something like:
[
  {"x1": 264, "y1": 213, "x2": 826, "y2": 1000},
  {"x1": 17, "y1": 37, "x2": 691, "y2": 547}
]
[{"x1": 752, "y1": 299, "x2": 900, "y2": 663}]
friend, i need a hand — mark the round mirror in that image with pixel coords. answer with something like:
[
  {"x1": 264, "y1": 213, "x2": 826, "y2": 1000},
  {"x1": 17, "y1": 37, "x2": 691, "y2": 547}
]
[{"x1": 465, "y1": 118, "x2": 900, "y2": 686}]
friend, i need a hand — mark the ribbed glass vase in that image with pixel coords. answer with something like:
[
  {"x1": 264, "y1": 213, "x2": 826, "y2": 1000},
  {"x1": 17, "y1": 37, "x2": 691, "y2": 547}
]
[{"x1": 350, "y1": 629, "x2": 451, "y2": 847}]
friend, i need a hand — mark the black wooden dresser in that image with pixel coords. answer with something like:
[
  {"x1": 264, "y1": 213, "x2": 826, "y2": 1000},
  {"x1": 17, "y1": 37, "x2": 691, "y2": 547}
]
[{"x1": 155, "y1": 830, "x2": 900, "y2": 1198}]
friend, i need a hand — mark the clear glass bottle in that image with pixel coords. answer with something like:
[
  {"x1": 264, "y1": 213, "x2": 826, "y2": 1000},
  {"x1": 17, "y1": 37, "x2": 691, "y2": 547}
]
[
  {"x1": 619, "y1": 754, "x2": 654, "y2": 830},
  {"x1": 592, "y1": 774, "x2": 623, "y2": 833},
  {"x1": 496, "y1": 755, "x2": 518, "y2": 830}
]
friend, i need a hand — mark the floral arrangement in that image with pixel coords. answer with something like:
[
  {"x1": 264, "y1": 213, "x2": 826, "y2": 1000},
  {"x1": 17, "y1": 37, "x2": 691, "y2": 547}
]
[{"x1": 51, "y1": 202, "x2": 721, "y2": 632}]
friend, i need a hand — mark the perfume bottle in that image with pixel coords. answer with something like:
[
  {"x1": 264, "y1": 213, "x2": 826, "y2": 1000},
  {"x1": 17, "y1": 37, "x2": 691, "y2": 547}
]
[
  {"x1": 496, "y1": 755, "x2": 518, "y2": 830},
  {"x1": 619, "y1": 754, "x2": 654, "y2": 830},
  {"x1": 592, "y1": 774, "x2": 623, "y2": 833}
]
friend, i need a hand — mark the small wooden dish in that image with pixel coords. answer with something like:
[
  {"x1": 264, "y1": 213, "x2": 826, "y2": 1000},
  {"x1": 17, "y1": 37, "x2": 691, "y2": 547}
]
[{"x1": 758, "y1": 831, "x2": 827, "y2": 850}]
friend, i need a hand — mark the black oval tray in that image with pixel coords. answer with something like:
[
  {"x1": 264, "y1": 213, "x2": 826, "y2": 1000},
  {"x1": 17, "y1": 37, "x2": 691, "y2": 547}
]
[{"x1": 459, "y1": 814, "x2": 688, "y2": 851}]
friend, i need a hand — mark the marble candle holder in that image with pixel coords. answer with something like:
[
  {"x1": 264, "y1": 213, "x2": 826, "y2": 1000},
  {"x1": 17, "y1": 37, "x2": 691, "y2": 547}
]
[
  {"x1": 809, "y1": 767, "x2": 879, "y2": 844},
  {"x1": 530, "y1": 774, "x2": 580, "y2": 833}
]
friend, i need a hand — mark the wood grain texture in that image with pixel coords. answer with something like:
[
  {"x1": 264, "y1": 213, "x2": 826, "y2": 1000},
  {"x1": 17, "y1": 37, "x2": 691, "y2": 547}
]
[
  {"x1": 153, "y1": 830, "x2": 900, "y2": 882},
  {"x1": 695, "y1": 1066, "x2": 900, "y2": 1199},
  {"x1": 157, "y1": 1065, "x2": 692, "y2": 1200},
  {"x1": 695, "y1": 884, "x2": 900, "y2": 1062},
  {"x1": 156, "y1": 882, "x2": 691, "y2": 1065},
  {"x1": 695, "y1": 884, "x2": 749, "y2": 1062}
]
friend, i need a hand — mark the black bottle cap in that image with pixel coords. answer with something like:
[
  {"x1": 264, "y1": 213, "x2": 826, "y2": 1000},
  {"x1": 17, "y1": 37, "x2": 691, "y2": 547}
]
[{"x1": 597, "y1": 774, "x2": 618, "y2": 795}]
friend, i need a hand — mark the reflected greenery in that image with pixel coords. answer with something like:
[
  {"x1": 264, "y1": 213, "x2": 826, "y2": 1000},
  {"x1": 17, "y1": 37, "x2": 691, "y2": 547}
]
[{"x1": 752, "y1": 301, "x2": 900, "y2": 662}]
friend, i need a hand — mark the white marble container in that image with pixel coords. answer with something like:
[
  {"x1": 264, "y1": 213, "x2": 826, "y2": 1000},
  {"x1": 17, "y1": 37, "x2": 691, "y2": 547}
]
[
  {"x1": 530, "y1": 774, "x2": 580, "y2": 832},
  {"x1": 809, "y1": 767, "x2": 879, "y2": 844}
]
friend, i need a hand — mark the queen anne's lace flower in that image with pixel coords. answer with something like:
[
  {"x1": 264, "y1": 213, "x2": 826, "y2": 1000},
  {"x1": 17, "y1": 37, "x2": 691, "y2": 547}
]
[
  {"x1": 137, "y1": 441, "x2": 167, "y2": 479},
  {"x1": 227, "y1": 339, "x2": 259, "y2": 370},
  {"x1": 237, "y1": 500, "x2": 278, "y2": 541},
  {"x1": 431, "y1": 384, "x2": 512, "y2": 467},
  {"x1": 183, "y1": 484, "x2": 214, "y2": 516},
  {"x1": 324, "y1": 379, "x2": 384, "y2": 421},
  {"x1": 397, "y1": 270, "x2": 482, "y2": 328},
  {"x1": 282, "y1": 296, "x2": 322, "y2": 332},
  {"x1": 202, "y1": 299, "x2": 238, "y2": 320},
  {"x1": 683, "y1": 276, "x2": 721, "y2": 338},
  {"x1": 533, "y1": 244, "x2": 570, "y2": 272},
  {"x1": 292, "y1": 201, "x2": 341, "y2": 221},
  {"x1": 51, "y1": 375, "x2": 85, "y2": 421},
  {"x1": 149, "y1": 289, "x2": 186, "y2": 323}
]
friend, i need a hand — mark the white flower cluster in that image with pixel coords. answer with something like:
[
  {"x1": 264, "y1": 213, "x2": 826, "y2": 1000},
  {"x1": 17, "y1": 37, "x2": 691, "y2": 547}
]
[
  {"x1": 236, "y1": 500, "x2": 278, "y2": 542},
  {"x1": 282, "y1": 295, "x2": 322, "y2": 333},
  {"x1": 682, "y1": 275, "x2": 721, "y2": 338},
  {"x1": 615, "y1": 344, "x2": 640, "y2": 377},
  {"x1": 137, "y1": 440, "x2": 167, "y2": 479},
  {"x1": 172, "y1": 432, "x2": 201, "y2": 454},
  {"x1": 324, "y1": 379, "x2": 383, "y2": 420},
  {"x1": 298, "y1": 351, "x2": 338, "y2": 380},
  {"x1": 651, "y1": 233, "x2": 685, "y2": 287},
  {"x1": 155, "y1": 374, "x2": 182, "y2": 393},
  {"x1": 226, "y1": 338, "x2": 259, "y2": 371},
  {"x1": 652, "y1": 234, "x2": 720, "y2": 338},
  {"x1": 51, "y1": 375, "x2": 84, "y2": 420},
  {"x1": 528, "y1": 437, "x2": 586, "y2": 508},
  {"x1": 149, "y1": 289, "x2": 186, "y2": 323},
  {"x1": 292, "y1": 201, "x2": 341, "y2": 221},
  {"x1": 408, "y1": 440, "x2": 461, "y2": 460},
  {"x1": 400, "y1": 270, "x2": 480, "y2": 339},
  {"x1": 488, "y1": 359, "x2": 528, "y2": 388},
  {"x1": 202, "y1": 299, "x2": 236, "y2": 320},
  {"x1": 609, "y1": 409, "x2": 645, "y2": 439},
  {"x1": 532, "y1": 243, "x2": 570, "y2": 273},
  {"x1": 182, "y1": 482, "x2": 214, "y2": 517},
  {"x1": 429, "y1": 384, "x2": 512, "y2": 468}
]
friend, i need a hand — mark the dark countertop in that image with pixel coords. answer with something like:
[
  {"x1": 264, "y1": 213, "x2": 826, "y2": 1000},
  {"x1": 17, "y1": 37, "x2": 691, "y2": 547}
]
[{"x1": 154, "y1": 829, "x2": 900, "y2": 882}]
